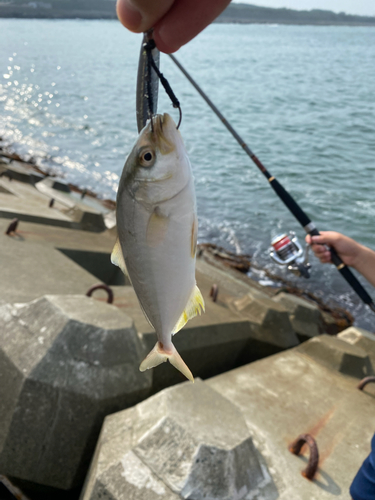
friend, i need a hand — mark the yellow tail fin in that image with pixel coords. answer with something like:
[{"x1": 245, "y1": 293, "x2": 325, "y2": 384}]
[
  {"x1": 139, "y1": 342, "x2": 194, "y2": 382},
  {"x1": 172, "y1": 284, "x2": 205, "y2": 335}
]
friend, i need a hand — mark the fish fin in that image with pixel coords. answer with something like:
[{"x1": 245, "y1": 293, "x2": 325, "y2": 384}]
[
  {"x1": 111, "y1": 238, "x2": 128, "y2": 277},
  {"x1": 146, "y1": 208, "x2": 169, "y2": 248},
  {"x1": 172, "y1": 284, "x2": 205, "y2": 335},
  {"x1": 139, "y1": 341, "x2": 194, "y2": 382}
]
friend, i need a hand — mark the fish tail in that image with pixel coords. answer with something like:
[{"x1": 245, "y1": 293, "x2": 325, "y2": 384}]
[{"x1": 139, "y1": 341, "x2": 194, "y2": 382}]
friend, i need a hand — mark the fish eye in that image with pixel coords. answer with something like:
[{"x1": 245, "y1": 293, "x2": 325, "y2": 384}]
[{"x1": 140, "y1": 149, "x2": 155, "y2": 167}]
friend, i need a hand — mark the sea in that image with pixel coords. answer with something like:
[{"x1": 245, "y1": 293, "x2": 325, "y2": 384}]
[{"x1": 0, "y1": 19, "x2": 374, "y2": 330}]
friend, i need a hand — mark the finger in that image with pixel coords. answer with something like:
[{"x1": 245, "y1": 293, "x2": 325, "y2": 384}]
[
  {"x1": 153, "y1": 0, "x2": 232, "y2": 53},
  {"x1": 319, "y1": 254, "x2": 332, "y2": 264},
  {"x1": 310, "y1": 231, "x2": 339, "y2": 246},
  {"x1": 313, "y1": 247, "x2": 332, "y2": 262},
  {"x1": 116, "y1": 0, "x2": 174, "y2": 33},
  {"x1": 312, "y1": 246, "x2": 328, "y2": 257}
]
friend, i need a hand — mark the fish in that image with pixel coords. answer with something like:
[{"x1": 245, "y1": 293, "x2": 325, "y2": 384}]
[{"x1": 111, "y1": 112, "x2": 205, "y2": 381}]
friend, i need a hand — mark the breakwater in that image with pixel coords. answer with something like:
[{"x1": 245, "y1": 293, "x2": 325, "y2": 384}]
[{"x1": 1, "y1": 150, "x2": 374, "y2": 500}]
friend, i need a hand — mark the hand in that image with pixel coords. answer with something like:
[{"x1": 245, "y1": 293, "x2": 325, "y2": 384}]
[
  {"x1": 116, "y1": 0, "x2": 231, "y2": 53},
  {"x1": 305, "y1": 231, "x2": 362, "y2": 268},
  {"x1": 306, "y1": 231, "x2": 375, "y2": 288}
]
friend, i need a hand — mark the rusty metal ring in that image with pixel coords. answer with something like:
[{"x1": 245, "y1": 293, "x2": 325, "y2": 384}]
[
  {"x1": 288, "y1": 433, "x2": 319, "y2": 480},
  {"x1": 357, "y1": 376, "x2": 375, "y2": 391},
  {"x1": 210, "y1": 284, "x2": 218, "y2": 303},
  {"x1": 5, "y1": 218, "x2": 19, "y2": 235},
  {"x1": 86, "y1": 284, "x2": 114, "y2": 304}
]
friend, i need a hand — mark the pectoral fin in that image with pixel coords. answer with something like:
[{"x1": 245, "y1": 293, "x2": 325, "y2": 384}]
[
  {"x1": 111, "y1": 238, "x2": 128, "y2": 277},
  {"x1": 172, "y1": 284, "x2": 205, "y2": 334},
  {"x1": 140, "y1": 341, "x2": 194, "y2": 382},
  {"x1": 147, "y1": 208, "x2": 169, "y2": 248}
]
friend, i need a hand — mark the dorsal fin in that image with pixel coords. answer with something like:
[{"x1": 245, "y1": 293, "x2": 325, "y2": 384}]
[
  {"x1": 172, "y1": 284, "x2": 205, "y2": 335},
  {"x1": 111, "y1": 238, "x2": 128, "y2": 277}
]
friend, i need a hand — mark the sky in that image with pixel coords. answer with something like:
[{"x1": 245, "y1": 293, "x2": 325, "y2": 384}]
[{"x1": 232, "y1": 0, "x2": 375, "y2": 17}]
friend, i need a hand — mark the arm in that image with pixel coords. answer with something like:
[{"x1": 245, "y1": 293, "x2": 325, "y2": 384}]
[
  {"x1": 306, "y1": 231, "x2": 375, "y2": 288},
  {"x1": 350, "y1": 434, "x2": 375, "y2": 500},
  {"x1": 116, "y1": 0, "x2": 231, "y2": 53}
]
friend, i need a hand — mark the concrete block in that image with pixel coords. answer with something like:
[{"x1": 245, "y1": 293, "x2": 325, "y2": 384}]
[
  {"x1": 58, "y1": 205, "x2": 106, "y2": 232},
  {"x1": 0, "y1": 178, "x2": 79, "y2": 228},
  {"x1": 273, "y1": 292, "x2": 324, "y2": 341},
  {"x1": 47, "y1": 177, "x2": 71, "y2": 193},
  {"x1": 230, "y1": 292, "x2": 299, "y2": 349},
  {"x1": 320, "y1": 310, "x2": 342, "y2": 335},
  {"x1": 0, "y1": 182, "x2": 13, "y2": 195},
  {"x1": 0, "y1": 237, "x2": 104, "y2": 304},
  {"x1": 58, "y1": 249, "x2": 127, "y2": 286},
  {"x1": 338, "y1": 326, "x2": 375, "y2": 368},
  {"x1": 81, "y1": 380, "x2": 277, "y2": 500},
  {"x1": 36, "y1": 178, "x2": 107, "y2": 233},
  {"x1": 0, "y1": 295, "x2": 151, "y2": 491},
  {"x1": 1, "y1": 161, "x2": 45, "y2": 185},
  {"x1": 0, "y1": 177, "x2": 106, "y2": 233},
  {"x1": 297, "y1": 334, "x2": 373, "y2": 378},
  {"x1": 0, "y1": 155, "x2": 11, "y2": 164},
  {"x1": 207, "y1": 345, "x2": 375, "y2": 499},
  {"x1": 0, "y1": 217, "x2": 115, "y2": 256}
]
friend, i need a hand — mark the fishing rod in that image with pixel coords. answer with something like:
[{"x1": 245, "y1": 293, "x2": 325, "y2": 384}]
[{"x1": 168, "y1": 53, "x2": 375, "y2": 313}]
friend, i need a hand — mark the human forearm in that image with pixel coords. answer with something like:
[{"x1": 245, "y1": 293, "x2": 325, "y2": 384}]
[
  {"x1": 306, "y1": 231, "x2": 375, "y2": 288},
  {"x1": 353, "y1": 244, "x2": 375, "y2": 288}
]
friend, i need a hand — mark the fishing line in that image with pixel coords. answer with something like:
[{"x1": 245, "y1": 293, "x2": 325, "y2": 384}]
[
  {"x1": 168, "y1": 53, "x2": 375, "y2": 314},
  {"x1": 144, "y1": 40, "x2": 182, "y2": 129},
  {"x1": 145, "y1": 46, "x2": 154, "y2": 132}
]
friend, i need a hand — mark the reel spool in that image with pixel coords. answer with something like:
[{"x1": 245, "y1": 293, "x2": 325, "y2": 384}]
[{"x1": 269, "y1": 232, "x2": 311, "y2": 279}]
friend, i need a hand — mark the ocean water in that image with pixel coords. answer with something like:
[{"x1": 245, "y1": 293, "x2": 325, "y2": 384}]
[{"x1": 0, "y1": 19, "x2": 374, "y2": 329}]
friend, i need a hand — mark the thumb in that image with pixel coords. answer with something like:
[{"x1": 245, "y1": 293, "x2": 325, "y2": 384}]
[{"x1": 117, "y1": 0, "x2": 174, "y2": 33}]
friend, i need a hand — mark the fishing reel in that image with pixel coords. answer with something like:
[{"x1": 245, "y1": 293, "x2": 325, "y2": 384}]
[{"x1": 269, "y1": 232, "x2": 311, "y2": 279}]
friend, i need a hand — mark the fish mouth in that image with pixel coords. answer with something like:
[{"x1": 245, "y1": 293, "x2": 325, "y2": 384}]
[
  {"x1": 152, "y1": 113, "x2": 167, "y2": 134},
  {"x1": 150, "y1": 114, "x2": 175, "y2": 155}
]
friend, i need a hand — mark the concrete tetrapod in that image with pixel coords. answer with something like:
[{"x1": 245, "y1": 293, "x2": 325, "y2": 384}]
[
  {"x1": 296, "y1": 334, "x2": 374, "y2": 379},
  {"x1": 338, "y1": 326, "x2": 375, "y2": 367},
  {"x1": 207, "y1": 333, "x2": 375, "y2": 499},
  {"x1": 81, "y1": 379, "x2": 278, "y2": 500},
  {"x1": 273, "y1": 292, "x2": 324, "y2": 342},
  {"x1": 0, "y1": 295, "x2": 151, "y2": 491},
  {"x1": 229, "y1": 290, "x2": 299, "y2": 350}
]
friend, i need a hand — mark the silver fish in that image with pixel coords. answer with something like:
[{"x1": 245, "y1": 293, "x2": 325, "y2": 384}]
[{"x1": 112, "y1": 113, "x2": 205, "y2": 381}]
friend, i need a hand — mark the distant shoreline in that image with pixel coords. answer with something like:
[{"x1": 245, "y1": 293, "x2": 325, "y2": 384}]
[
  {"x1": 0, "y1": 15, "x2": 374, "y2": 27},
  {"x1": 0, "y1": 2, "x2": 375, "y2": 26},
  {"x1": 216, "y1": 20, "x2": 375, "y2": 26}
]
